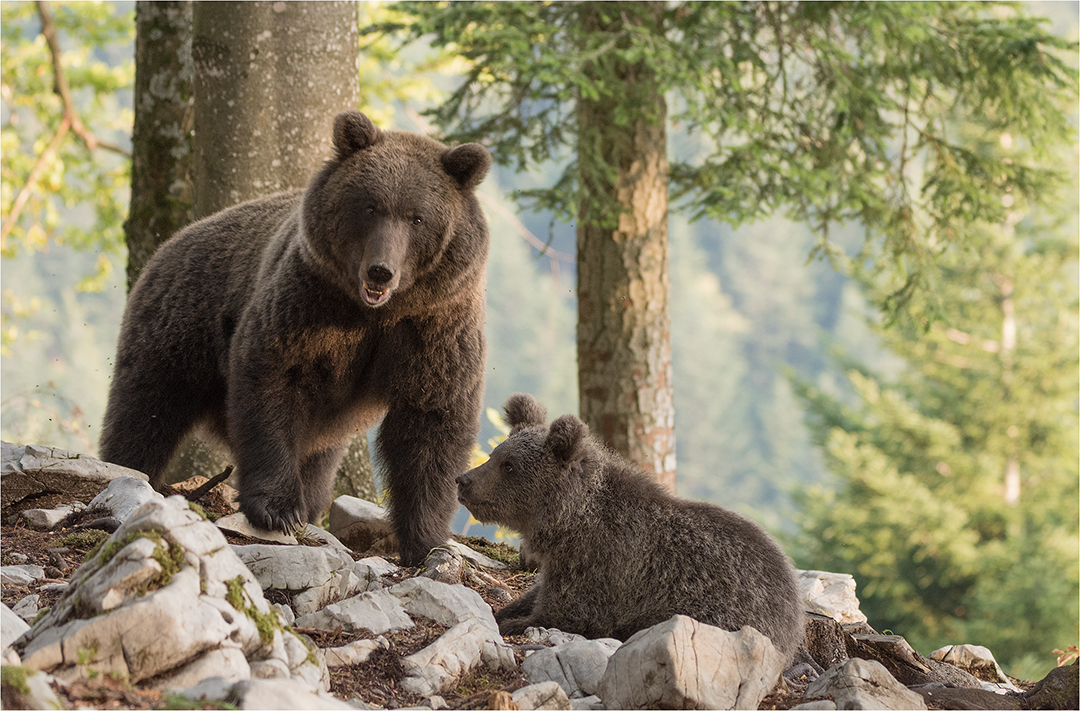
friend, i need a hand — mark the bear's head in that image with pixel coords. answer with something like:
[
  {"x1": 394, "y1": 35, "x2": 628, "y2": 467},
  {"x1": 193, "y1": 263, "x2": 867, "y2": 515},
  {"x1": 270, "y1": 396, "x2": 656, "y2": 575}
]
[
  {"x1": 302, "y1": 110, "x2": 492, "y2": 309},
  {"x1": 456, "y1": 393, "x2": 590, "y2": 534}
]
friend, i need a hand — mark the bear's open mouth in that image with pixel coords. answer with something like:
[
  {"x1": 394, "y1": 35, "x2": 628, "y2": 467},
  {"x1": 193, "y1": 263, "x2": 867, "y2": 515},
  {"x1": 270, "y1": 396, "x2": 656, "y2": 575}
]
[{"x1": 362, "y1": 282, "x2": 392, "y2": 306}]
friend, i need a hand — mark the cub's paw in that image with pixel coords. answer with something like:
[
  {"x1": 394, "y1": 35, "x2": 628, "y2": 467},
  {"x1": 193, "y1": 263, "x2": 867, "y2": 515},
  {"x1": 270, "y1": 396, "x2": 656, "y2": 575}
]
[{"x1": 240, "y1": 491, "x2": 307, "y2": 534}]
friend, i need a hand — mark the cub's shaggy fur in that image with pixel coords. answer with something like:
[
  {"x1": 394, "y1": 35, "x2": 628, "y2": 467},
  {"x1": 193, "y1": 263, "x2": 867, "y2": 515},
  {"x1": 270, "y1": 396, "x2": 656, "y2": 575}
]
[{"x1": 457, "y1": 393, "x2": 804, "y2": 660}]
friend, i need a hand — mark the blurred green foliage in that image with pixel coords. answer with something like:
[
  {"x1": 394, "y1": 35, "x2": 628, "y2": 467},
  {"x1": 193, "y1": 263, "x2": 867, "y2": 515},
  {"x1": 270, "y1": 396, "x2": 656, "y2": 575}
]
[{"x1": 793, "y1": 142, "x2": 1079, "y2": 676}]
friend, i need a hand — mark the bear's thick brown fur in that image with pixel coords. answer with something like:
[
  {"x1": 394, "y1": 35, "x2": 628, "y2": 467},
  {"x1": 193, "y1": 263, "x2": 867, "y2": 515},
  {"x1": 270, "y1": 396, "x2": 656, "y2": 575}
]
[
  {"x1": 456, "y1": 393, "x2": 804, "y2": 661},
  {"x1": 100, "y1": 111, "x2": 491, "y2": 566}
]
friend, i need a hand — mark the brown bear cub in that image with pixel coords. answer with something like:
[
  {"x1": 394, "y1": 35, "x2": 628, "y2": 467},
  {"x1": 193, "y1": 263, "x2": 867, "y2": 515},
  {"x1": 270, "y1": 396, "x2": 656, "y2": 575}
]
[
  {"x1": 100, "y1": 111, "x2": 491, "y2": 566},
  {"x1": 456, "y1": 393, "x2": 804, "y2": 661}
]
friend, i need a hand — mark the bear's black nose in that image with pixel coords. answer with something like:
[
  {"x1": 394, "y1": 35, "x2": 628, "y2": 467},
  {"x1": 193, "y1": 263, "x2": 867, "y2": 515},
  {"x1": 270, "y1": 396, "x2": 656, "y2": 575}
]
[
  {"x1": 366, "y1": 264, "x2": 394, "y2": 284},
  {"x1": 456, "y1": 473, "x2": 471, "y2": 487}
]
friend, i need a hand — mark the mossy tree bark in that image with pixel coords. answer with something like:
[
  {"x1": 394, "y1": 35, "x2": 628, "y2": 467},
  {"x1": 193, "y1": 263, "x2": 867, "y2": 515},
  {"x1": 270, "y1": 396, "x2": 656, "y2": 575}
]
[
  {"x1": 575, "y1": 2, "x2": 676, "y2": 491},
  {"x1": 124, "y1": 0, "x2": 193, "y2": 290}
]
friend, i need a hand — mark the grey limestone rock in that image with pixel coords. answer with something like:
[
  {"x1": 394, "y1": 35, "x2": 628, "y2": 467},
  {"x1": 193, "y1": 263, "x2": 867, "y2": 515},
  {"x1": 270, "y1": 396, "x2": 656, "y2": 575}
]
[
  {"x1": 399, "y1": 617, "x2": 516, "y2": 696},
  {"x1": 86, "y1": 475, "x2": 163, "y2": 522},
  {"x1": 292, "y1": 588, "x2": 414, "y2": 635},
  {"x1": 11, "y1": 495, "x2": 315, "y2": 691},
  {"x1": 804, "y1": 658, "x2": 928, "y2": 710},
  {"x1": 1, "y1": 603, "x2": 30, "y2": 651},
  {"x1": 1, "y1": 442, "x2": 148, "y2": 508},
  {"x1": 512, "y1": 681, "x2": 573, "y2": 710},
  {"x1": 21, "y1": 501, "x2": 85, "y2": 530},
  {"x1": 797, "y1": 569, "x2": 868, "y2": 625},
  {"x1": 599, "y1": 615, "x2": 787, "y2": 710},
  {"x1": 522, "y1": 638, "x2": 621, "y2": 699}
]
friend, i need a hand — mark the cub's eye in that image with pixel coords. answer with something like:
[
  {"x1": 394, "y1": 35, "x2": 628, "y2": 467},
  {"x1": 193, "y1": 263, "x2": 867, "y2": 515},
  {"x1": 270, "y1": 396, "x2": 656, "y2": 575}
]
[
  {"x1": 365, "y1": 205, "x2": 376, "y2": 215},
  {"x1": 502, "y1": 462, "x2": 513, "y2": 474},
  {"x1": 411, "y1": 216, "x2": 423, "y2": 226}
]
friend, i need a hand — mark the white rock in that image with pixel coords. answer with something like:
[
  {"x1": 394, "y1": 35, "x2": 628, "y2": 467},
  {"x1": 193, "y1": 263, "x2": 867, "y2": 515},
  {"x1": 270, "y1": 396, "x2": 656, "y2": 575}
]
[
  {"x1": 523, "y1": 639, "x2": 621, "y2": 699},
  {"x1": 150, "y1": 646, "x2": 251, "y2": 691},
  {"x1": 175, "y1": 675, "x2": 236, "y2": 703},
  {"x1": 2, "y1": 603, "x2": 30, "y2": 651},
  {"x1": 526, "y1": 627, "x2": 589, "y2": 647},
  {"x1": 217, "y1": 512, "x2": 298, "y2": 544},
  {"x1": 12, "y1": 594, "x2": 40, "y2": 622},
  {"x1": 231, "y1": 677, "x2": 357, "y2": 709},
  {"x1": 272, "y1": 603, "x2": 296, "y2": 626},
  {"x1": 929, "y1": 644, "x2": 1021, "y2": 693},
  {"x1": 444, "y1": 539, "x2": 508, "y2": 570},
  {"x1": 354, "y1": 556, "x2": 397, "y2": 590},
  {"x1": 512, "y1": 681, "x2": 573, "y2": 710},
  {"x1": 797, "y1": 569, "x2": 868, "y2": 624},
  {"x1": 321, "y1": 637, "x2": 389, "y2": 667},
  {"x1": 327, "y1": 496, "x2": 396, "y2": 553},
  {"x1": 0, "y1": 565, "x2": 45, "y2": 586},
  {"x1": 22, "y1": 501, "x2": 85, "y2": 530},
  {"x1": 599, "y1": 615, "x2": 787, "y2": 710},
  {"x1": 389, "y1": 576, "x2": 499, "y2": 634},
  {"x1": 570, "y1": 695, "x2": 603, "y2": 711},
  {"x1": 293, "y1": 588, "x2": 413, "y2": 635},
  {"x1": 14, "y1": 496, "x2": 277, "y2": 689},
  {"x1": 232, "y1": 543, "x2": 353, "y2": 592},
  {"x1": 1, "y1": 441, "x2": 148, "y2": 508},
  {"x1": 86, "y1": 475, "x2": 163, "y2": 522},
  {"x1": 400, "y1": 617, "x2": 516, "y2": 696},
  {"x1": 804, "y1": 658, "x2": 927, "y2": 710},
  {"x1": 297, "y1": 523, "x2": 353, "y2": 557}
]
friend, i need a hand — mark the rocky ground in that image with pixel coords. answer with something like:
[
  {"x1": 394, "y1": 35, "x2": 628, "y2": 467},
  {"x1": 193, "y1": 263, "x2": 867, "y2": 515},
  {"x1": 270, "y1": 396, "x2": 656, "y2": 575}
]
[{"x1": 1, "y1": 443, "x2": 1077, "y2": 710}]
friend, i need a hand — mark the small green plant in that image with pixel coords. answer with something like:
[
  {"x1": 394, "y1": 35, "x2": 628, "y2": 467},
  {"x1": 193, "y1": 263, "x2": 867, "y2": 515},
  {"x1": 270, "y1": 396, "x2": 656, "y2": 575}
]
[
  {"x1": 1, "y1": 665, "x2": 32, "y2": 695},
  {"x1": 58, "y1": 529, "x2": 111, "y2": 553}
]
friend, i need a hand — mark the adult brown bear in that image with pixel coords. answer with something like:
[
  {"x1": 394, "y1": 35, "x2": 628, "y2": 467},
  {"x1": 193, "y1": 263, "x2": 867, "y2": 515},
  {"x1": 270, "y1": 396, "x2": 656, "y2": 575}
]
[{"x1": 100, "y1": 111, "x2": 491, "y2": 566}]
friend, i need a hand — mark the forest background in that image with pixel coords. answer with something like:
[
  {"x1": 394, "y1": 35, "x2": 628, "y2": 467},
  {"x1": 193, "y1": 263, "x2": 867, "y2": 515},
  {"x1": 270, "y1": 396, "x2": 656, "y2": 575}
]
[{"x1": 1, "y1": 0, "x2": 1077, "y2": 683}]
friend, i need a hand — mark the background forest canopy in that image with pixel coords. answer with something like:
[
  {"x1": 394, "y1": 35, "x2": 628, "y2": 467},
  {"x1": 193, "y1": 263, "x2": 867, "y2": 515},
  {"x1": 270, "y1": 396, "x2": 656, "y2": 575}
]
[{"x1": 1, "y1": 0, "x2": 1077, "y2": 681}]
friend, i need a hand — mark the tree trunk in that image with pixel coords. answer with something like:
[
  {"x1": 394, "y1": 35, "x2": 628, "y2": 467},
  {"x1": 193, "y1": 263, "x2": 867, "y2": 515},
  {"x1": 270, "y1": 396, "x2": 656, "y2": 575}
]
[
  {"x1": 124, "y1": 0, "x2": 193, "y2": 289},
  {"x1": 575, "y1": 2, "x2": 676, "y2": 490},
  {"x1": 191, "y1": 0, "x2": 359, "y2": 215}
]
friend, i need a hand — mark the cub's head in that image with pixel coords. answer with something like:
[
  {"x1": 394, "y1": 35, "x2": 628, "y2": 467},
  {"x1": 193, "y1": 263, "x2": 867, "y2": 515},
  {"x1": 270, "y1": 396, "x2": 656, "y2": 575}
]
[
  {"x1": 303, "y1": 110, "x2": 491, "y2": 308},
  {"x1": 456, "y1": 393, "x2": 590, "y2": 534}
]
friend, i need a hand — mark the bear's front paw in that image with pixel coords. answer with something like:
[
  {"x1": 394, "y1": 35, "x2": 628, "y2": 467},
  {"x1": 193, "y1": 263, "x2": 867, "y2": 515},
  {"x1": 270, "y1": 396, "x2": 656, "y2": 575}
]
[
  {"x1": 240, "y1": 492, "x2": 307, "y2": 534},
  {"x1": 497, "y1": 616, "x2": 531, "y2": 638}
]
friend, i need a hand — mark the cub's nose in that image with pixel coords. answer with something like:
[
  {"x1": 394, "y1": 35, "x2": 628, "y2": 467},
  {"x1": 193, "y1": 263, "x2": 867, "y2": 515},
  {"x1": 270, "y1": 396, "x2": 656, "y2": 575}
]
[
  {"x1": 456, "y1": 473, "x2": 471, "y2": 487},
  {"x1": 366, "y1": 264, "x2": 394, "y2": 284}
]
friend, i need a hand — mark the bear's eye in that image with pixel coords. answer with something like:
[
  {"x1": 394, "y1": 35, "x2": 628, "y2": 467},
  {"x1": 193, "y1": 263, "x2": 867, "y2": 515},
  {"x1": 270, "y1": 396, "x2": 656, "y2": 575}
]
[
  {"x1": 411, "y1": 216, "x2": 423, "y2": 226},
  {"x1": 365, "y1": 205, "x2": 376, "y2": 215},
  {"x1": 502, "y1": 462, "x2": 513, "y2": 475}
]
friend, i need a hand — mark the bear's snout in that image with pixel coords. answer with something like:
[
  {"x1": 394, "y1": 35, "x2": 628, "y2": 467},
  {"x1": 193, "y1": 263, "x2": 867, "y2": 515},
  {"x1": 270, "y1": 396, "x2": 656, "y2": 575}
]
[
  {"x1": 455, "y1": 472, "x2": 472, "y2": 504},
  {"x1": 366, "y1": 264, "x2": 394, "y2": 284}
]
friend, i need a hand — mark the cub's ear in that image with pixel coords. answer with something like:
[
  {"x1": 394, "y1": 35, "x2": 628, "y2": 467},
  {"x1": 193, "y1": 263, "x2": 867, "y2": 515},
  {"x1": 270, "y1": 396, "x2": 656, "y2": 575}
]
[
  {"x1": 442, "y1": 143, "x2": 491, "y2": 190},
  {"x1": 504, "y1": 393, "x2": 546, "y2": 434},
  {"x1": 333, "y1": 111, "x2": 382, "y2": 159},
  {"x1": 546, "y1": 414, "x2": 588, "y2": 467}
]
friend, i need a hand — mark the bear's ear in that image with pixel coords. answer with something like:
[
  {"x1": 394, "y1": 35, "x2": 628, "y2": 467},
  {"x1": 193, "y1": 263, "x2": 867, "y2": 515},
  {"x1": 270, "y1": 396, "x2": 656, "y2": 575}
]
[
  {"x1": 333, "y1": 111, "x2": 382, "y2": 159},
  {"x1": 504, "y1": 393, "x2": 546, "y2": 434},
  {"x1": 546, "y1": 414, "x2": 588, "y2": 467},
  {"x1": 442, "y1": 143, "x2": 491, "y2": 190}
]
